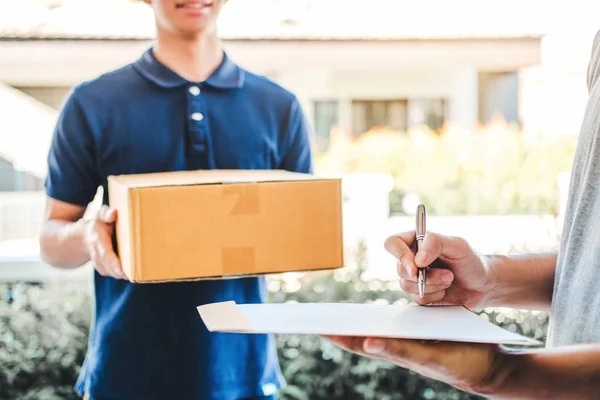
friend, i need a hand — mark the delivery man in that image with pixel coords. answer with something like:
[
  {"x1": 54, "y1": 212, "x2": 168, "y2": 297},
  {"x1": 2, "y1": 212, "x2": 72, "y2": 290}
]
[
  {"x1": 39, "y1": 0, "x2": 312, "y2": 399},
  {"x1": 325, "y1": 29, "x2": 600, "y2": 400}
]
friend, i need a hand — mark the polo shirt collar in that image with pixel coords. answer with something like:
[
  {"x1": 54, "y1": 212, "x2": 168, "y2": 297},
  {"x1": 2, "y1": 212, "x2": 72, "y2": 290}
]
[{"x1": 134, "y1": 48, "x2": 245, "y2": 89}]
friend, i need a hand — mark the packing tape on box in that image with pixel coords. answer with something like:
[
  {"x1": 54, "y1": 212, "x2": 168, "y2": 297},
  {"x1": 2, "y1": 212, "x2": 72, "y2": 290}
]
[
  {"x1": 222, "y1": 247, "x2": 256, "y2": 275},
  {"x1": 223, "y1": 185, "x2": 260, "y2": 215},
  {"x1": 222, "y1": 184, "x2": 260, "y2": 274}
]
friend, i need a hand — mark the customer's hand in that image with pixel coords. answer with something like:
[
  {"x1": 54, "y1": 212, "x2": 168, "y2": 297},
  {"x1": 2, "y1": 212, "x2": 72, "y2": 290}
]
[
  {"x1": 323, "y1": 335, "x2": 514, "y2": 397},
  {"x1": 385, "y1": 231, "x2": 490, "y2": 309},
  {"x1": 84, "y1": 205, "x2": 126, "y2": 279}
]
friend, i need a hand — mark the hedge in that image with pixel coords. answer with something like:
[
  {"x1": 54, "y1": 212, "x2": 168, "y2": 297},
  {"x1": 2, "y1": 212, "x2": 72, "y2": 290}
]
[{"x1": 0, "y1": 244, "x2": 548, "y2": 399}]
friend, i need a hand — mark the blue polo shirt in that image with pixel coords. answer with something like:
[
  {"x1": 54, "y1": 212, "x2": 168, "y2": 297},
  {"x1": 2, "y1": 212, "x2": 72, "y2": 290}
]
[{"x1": 45, "y1": 48, "x2": 312, "y2": 400}]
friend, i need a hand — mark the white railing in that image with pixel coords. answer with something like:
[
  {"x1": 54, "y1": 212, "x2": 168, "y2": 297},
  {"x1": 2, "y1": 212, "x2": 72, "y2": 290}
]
[
  {"x1": 0, "y1": 191, "x2": 46, "y2": 242},
  {"x1": 0, "y1": 190, "x2": 96, "y2": 282}
]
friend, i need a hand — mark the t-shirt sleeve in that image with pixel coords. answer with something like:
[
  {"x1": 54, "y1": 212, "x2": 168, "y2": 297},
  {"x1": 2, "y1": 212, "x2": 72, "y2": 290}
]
[
  {"x1": 587, "y1": 30, "x2": 600, "y2": 92},
  {"x1": 278, "y1": 97, "x2": 314, "y2": 174},
  {"x1": 44, "y1": 89, "x2": 101, "y2": 206}
]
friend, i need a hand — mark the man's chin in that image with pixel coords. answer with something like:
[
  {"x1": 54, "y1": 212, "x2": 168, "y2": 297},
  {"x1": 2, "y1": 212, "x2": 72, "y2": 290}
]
[{"x1": 170, "y1": 22, "x2": 218, "y2": 38}]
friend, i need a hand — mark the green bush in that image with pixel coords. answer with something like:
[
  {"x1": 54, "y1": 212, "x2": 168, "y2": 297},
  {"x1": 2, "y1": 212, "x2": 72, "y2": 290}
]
[
  {"x1": 271, "y1": 243, "x2": 548, "y2": 400},
  {"x1": 315, "y1": 121, "x2": 578, "y2": 216},
  {"x1": 0, "y1": 244, "x2": 548, "y2": 400},
  {"x1": 0, "y1": 282, "x2": 91, "y2": 400}
]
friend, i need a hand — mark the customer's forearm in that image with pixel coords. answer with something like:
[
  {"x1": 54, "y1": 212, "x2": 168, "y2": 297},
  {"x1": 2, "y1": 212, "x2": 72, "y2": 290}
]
[
  {"x1": 481, "y1": 251, "x2": 557, "y2": 311},
  {"x1": 39, "y1": 219, "x2": 90, "y2": 268},
  {"x1": 495, "y1": 344, "x2": 600, "y2": 400}
]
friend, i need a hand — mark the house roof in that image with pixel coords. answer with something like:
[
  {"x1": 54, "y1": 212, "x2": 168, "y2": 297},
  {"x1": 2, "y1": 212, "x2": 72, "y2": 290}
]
[
  {"x1": 0, "y1": 82, "x2": 57, "y2": 177},
  {"x1": 0, "y1": 0, "x2": 547, "y2": 42}
]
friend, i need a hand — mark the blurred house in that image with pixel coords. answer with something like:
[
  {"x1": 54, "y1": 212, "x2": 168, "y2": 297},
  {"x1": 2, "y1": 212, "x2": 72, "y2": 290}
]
[
  {"x1": 0, "y1": 0, "x2": 582, "y2": 281},
  {"x1": 0, "y1": 0, "x2": 544, "y2": 156},
  {"x1": 0, "y1": 83, "x2": 55, "y2": 189}
]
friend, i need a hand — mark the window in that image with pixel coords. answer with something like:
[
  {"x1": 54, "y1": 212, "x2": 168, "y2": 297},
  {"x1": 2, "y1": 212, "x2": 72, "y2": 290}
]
[
  {"x1": 352, "y1": 99, "x2": 445, "y2": 134},
  {"x1": 408, "y1": 99, "x2": 445, "y2": 131},
  {"x1": 313, "y1": 98, "x2": 446, "y2": 151},
  {"x1": 313, "y1": 100, "x2": 339, "y2": 152},
  {"x1": 0, "y1": 157, "x2": 43, "y2": 192},
  {"x1": 478, "y1": 72, "x2": 519, "y2": 124},
  {"x1": 352, "y1": 100, "x2": 407, "y2": 134}
]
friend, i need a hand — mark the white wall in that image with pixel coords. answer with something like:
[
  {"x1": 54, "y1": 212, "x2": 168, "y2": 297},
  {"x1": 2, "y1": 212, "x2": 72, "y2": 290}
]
[
  {"x1": 0, "y1": 39, "x2": 536, "y2": 136},
  {"x1": 273, "y1": 67, "x2": 479, "y2": 131},
  {"x1": 518, "y1": 25, "x2": 598, "y2": 136}
]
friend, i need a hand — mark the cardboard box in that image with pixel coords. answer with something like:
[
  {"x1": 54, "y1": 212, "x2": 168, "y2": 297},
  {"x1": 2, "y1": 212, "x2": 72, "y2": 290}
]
[{"x1": 107, "y1": 169, "x2": 343, "y2": 283}]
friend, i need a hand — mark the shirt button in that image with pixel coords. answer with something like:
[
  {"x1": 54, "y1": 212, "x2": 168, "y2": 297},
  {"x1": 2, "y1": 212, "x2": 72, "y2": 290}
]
[
  {"x1": 191, "y1": 112, "x2": 204, "y2": 121},
  {"x1": 189, "y1": 86, "x2": 201, "y2": 96}
]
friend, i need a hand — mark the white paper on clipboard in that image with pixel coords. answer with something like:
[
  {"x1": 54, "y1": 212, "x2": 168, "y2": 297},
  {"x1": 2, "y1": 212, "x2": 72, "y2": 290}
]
[{"x1": 197, "y1": 301, "x2": 540, "y2": 346}]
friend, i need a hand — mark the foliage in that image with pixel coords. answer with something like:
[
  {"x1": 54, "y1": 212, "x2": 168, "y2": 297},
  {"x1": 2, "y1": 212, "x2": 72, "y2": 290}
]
[
  {"x1": 0, "y1": 282, "x2": 91, "y2": 400},
  {"x1": 270, "y1": 242, "x2": 548, "y2": 400},
  {"x1": 315, "y1": 120, "x2": 578, "y2": 216},
  {"x1": 0, "y1": 245, "x2": 549, "y2": 400}
]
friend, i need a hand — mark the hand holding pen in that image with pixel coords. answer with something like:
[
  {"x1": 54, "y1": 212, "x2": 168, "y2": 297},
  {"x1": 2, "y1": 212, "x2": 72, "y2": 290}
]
[
  {"x1": 384, "y1": 205, "x2": 491, "y2": 308},
  {"x1": 416, "y1": 204, "x2": 428, "y2": 298}
]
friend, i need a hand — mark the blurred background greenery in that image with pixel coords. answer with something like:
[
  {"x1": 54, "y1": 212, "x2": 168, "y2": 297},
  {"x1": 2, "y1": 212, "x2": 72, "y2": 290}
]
[
  {"x1": 0, "y1": 122, "x2": 565, "y2": 399},
  {"x1": 315, "y1": 120, "x2": 577, "y2": 216},
  {"x1": 1, "y1": 240, "x2": 550, "y2": 400}
]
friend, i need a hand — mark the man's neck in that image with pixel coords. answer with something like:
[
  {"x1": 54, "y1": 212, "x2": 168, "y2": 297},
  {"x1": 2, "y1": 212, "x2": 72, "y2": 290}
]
[{"x1": 152, "y1": 28, "x2": 223, "y2": 83}]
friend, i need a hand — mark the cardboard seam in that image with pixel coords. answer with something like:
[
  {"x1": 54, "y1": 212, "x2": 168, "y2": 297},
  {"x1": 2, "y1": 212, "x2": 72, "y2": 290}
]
[
  {"x1": 124, "y1": 266, "x2": 339, "y2": 284},
  {"x1": 335, "y1": 179, "x2": 345, "y2": 266},
  {"x1": 130, "y1": 188, "x2": 143, "y2": 282},
  {"x1": 224, "y1": 184, "x2": 261, "y2": 215},
  {"x1": 110, "y1": 175, "x2": 340, "y2": 190},
  {"x1": 221, "y1": 247, "x2": 257, "y2": 275}
]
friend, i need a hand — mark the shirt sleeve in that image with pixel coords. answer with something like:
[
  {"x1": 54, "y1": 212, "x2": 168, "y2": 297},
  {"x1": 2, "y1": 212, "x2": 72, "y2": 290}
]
[
  {"x1": 278, "y1": 97, "x2": 314, "y2": 174},
  {"x1": 44, "y1": 88, "x2": 101, "y2": 206}
]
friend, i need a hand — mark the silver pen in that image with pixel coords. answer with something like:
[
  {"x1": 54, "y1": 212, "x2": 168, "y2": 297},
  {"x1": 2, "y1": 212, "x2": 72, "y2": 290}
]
[{"x1": 416, "y1": 204, "x2": 427, "y2": 298}]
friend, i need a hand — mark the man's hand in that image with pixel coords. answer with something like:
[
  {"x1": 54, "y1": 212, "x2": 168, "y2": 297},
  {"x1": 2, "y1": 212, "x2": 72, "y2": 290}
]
[
  {"x1": 83, "y1": 205, "x2": 126, "y2": 279},
  {"x1": 385, "y1": 231, "x2": 491, "y2": 309},
  {"x1": 323, "y1": 335, "x2": 513, "y2": 396},
  {"x1": 40, "y1": 198, "x2": 126, "y2": 279}
]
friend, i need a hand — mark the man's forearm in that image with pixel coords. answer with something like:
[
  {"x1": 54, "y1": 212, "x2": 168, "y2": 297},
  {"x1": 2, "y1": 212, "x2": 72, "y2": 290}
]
[
  {"x1": 482, "y1": 251, "x2": 557, "y2": 311},
  {"x1": 496, "y1": 344, "x2": 600, "y2": 399},
  {"x1": 39, "y1": 219, "x2": 90, "y2": 269}
]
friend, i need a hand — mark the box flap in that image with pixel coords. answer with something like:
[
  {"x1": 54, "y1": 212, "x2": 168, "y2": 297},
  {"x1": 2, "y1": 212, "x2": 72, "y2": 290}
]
[
  {"x1": 197, "y1": 302, "x2": 542, "y2": 346},
  {"x1": 108, "y1": 169, "x2": 333, "y2": 189}
]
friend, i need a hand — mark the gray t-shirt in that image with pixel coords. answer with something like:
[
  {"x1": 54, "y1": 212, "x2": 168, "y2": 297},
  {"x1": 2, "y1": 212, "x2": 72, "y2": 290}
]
[{"x1": 549, "y1": 29, "x2": 600, "y2": 347}]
